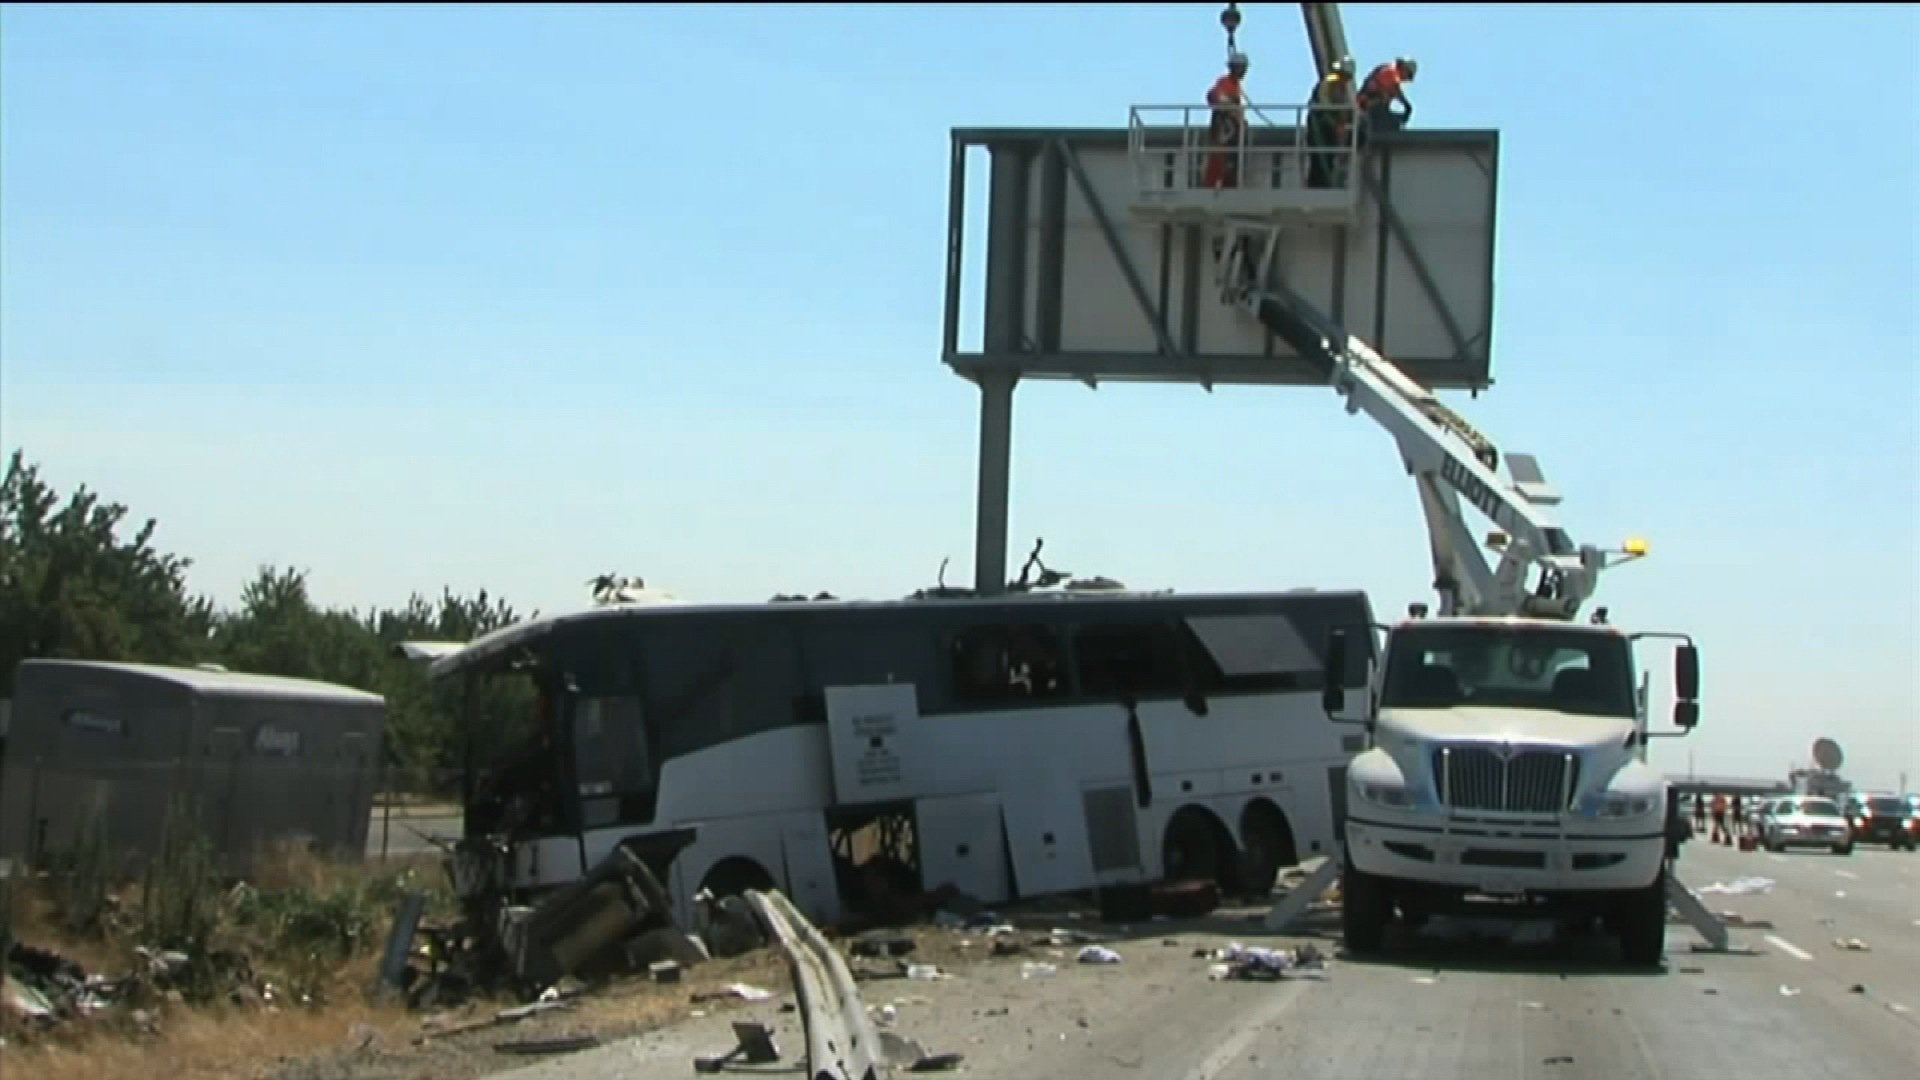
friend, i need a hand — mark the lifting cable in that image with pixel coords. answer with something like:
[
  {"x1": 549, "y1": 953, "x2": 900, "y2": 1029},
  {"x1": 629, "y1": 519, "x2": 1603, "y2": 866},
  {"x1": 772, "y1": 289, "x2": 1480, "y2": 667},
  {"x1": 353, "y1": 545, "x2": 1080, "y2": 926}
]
[{"x1": 1220, "y1": 3, "x2": 1242, "y2": 59}]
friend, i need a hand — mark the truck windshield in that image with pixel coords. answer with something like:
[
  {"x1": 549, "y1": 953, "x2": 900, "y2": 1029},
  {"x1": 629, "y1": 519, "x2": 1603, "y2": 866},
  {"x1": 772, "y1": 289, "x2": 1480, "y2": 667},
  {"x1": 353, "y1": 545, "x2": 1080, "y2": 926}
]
[{"x1": 1380, "y1": 625, "x2": 1636, "y2": 718}]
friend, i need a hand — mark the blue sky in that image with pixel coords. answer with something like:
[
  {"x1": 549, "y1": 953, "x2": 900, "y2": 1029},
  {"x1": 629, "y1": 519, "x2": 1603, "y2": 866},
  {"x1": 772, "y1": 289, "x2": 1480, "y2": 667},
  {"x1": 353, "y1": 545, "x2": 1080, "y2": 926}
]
[{"x1": 2, "y1": 4, "x2": 1914, "y2": 787}]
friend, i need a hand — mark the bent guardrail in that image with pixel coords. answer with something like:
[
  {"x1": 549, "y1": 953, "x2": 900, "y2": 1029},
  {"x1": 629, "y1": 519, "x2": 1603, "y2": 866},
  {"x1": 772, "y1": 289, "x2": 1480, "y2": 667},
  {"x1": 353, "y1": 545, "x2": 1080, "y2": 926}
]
[{"x1": 743, "y1": 889, "x2": 889, "y2": 1080}]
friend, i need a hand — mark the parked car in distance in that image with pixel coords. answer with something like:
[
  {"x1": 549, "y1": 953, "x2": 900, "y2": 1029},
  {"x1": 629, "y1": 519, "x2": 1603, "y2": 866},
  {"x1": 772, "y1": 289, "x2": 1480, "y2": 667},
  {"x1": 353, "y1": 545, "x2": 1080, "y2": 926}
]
[
  {"x1": 1760, "y1": 796, "x2": 1853, "y2": 854},
  {"x1": 1849, "y1": 793, "x2": 1919, "y2": 851}
]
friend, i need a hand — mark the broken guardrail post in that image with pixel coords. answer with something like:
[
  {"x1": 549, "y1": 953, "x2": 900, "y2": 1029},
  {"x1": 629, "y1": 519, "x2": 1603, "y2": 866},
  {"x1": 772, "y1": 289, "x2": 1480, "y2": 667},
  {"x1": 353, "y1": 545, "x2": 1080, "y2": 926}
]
[
  {"x1": 1665, "y1": 875, "x2": 1731, "y2": 952},
  {"x1": 1264, "y1": 853, "x2": 1343, "y2": 933},
  {"x1": 743, "y1": 889, "x2": 889, "y2": 1080},
  {"x1": 372, "y1": 890, "x2": 427, "y2": 1002}
]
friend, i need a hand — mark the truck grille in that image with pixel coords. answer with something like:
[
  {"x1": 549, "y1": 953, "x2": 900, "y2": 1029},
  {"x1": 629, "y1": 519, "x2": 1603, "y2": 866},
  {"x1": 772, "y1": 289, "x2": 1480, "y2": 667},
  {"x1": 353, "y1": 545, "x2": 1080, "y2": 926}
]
[{"x1": 1432, "y1": 745, "x2": 1579, "y2": 813}]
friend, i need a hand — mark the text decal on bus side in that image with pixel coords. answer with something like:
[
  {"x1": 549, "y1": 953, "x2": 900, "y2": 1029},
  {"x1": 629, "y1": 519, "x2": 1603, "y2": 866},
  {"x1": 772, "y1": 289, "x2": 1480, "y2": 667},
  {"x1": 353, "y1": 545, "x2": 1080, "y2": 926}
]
[{"x1": 852, "y1": 710, "x2": 904, "y2": 788}]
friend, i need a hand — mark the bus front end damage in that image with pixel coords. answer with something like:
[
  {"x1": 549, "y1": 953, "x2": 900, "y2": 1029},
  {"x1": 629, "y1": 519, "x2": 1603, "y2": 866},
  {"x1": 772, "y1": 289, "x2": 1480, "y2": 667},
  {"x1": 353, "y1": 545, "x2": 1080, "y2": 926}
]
[{"x1": 390, "y1": 637, "x2": 719, "y2": 1007}]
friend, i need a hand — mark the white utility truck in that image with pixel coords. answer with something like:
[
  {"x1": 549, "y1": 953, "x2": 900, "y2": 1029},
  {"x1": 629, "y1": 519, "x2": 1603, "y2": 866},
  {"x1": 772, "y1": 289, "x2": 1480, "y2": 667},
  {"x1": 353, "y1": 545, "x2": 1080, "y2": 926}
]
[
  {"x1": 1210, "y1": 0, "x2": 1705, "y2": 958},
  {"x1": 1224, "y1": 241, "x2": 1703, "y2": 962}
]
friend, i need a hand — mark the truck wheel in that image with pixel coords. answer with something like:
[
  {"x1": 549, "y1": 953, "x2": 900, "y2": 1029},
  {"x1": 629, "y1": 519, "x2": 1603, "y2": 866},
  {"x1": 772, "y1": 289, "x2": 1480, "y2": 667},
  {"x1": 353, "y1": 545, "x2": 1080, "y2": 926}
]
[
  {"x1": 1832, "y1": 842, "x2": 1853, "y2": 856},
  {"x1": 1616, "y1": 868, "x2": 1668, "y2": 968},
  {"x1": 1341, "y1": 855, "x2": 1392, "y2": 956}
]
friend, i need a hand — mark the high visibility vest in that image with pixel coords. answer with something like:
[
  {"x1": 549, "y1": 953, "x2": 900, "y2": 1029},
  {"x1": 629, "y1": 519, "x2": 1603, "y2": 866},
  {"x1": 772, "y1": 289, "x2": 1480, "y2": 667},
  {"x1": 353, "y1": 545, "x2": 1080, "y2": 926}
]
[{"x1": 1357, "y1": 63, "x2": 1403, "y2": 109}]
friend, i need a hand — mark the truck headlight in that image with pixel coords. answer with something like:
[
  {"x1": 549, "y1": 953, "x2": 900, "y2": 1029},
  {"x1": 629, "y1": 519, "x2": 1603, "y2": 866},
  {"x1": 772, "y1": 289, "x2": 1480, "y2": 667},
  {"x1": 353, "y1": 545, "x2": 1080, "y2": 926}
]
[
  {"x1": 1597, "y1": 793, "x2": 1657, "y2": 818},
  {"x1": 1359, "y1": 781, "x2": 1412, "y2": 808}
]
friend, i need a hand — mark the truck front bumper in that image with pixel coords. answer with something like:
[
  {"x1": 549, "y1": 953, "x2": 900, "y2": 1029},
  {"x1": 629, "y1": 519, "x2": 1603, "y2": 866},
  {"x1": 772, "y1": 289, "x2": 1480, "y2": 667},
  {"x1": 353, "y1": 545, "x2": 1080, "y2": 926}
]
[{"x1": 1346, "y1": 814, "x2": 1665, "y2": 895}]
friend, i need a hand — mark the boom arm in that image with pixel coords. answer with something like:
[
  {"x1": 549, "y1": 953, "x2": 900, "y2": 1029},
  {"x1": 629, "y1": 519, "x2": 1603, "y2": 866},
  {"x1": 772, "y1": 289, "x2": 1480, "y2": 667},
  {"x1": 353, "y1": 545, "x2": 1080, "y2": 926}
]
[
  {"x1": 1299, "y1": 3, "x2": 1351, "y2": 80},
  {"x1": 1220, "y1": 233, "x2": 1642, "y2": 620}
]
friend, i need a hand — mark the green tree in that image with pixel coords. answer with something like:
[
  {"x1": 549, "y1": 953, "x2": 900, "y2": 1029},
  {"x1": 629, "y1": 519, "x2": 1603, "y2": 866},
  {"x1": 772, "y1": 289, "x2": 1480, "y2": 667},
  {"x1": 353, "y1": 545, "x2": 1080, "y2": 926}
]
[
  {"x1": 1, "y1": 449, "x2": 537, "y2": 781},
  {"x1": 0, "y1": 450, "x2": 215, "y2": 694}
]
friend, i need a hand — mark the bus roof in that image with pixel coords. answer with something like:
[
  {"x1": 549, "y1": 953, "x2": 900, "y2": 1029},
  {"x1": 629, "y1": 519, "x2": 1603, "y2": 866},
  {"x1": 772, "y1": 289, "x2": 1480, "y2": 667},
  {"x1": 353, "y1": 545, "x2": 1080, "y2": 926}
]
[{"x1": 428, "y1": 587, "x2": 1371, "y2": 680}]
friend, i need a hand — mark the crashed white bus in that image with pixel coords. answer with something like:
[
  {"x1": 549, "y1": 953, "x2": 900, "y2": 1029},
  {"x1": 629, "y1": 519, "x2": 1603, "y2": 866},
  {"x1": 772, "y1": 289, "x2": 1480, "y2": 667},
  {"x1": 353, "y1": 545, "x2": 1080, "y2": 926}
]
[{"x1": 413, "y1": 578, "x2": 1376, "y2": 928}]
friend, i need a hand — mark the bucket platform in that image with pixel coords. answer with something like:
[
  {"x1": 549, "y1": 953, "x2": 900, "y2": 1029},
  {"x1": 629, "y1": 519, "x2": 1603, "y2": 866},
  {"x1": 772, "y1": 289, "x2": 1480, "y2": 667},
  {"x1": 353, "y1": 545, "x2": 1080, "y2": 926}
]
[{"x1": 1126, "y1": 102, "x2": 1361, "y2": 224}]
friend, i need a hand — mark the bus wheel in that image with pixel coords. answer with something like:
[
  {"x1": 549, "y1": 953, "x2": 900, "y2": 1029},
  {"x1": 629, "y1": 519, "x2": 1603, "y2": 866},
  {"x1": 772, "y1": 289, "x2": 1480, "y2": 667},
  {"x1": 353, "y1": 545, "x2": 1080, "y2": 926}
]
[
  {"x1": 1235, "y1": 802, "x2": 1296, "y2": 898},
  {"x1": 1163, "y1": 807, "x2": 1226, "y2": 885}
]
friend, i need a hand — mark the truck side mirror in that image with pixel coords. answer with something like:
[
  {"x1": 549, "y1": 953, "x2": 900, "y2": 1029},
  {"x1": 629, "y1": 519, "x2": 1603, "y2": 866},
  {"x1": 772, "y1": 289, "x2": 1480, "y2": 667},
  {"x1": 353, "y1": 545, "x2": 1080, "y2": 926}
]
[
  {"x1": 1675, "y1": 644, "x2": 1699, "y2": 701},
  {"x1": 1322, "y1": 629, "x2": 1349, "y2": 715},
  {"x1": 1673, "y1": 699, "x2": 1699, "y2": 729}
]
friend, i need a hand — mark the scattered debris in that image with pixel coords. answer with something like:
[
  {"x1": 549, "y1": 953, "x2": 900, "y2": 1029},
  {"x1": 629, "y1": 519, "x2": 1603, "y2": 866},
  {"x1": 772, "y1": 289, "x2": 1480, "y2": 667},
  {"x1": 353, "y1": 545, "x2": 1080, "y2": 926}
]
[
  {"x1": 1077, "y1": 945, "x2": 1123, "y2": 965},
  {"x1": 1019, "y1": 962, "x2": 1058, "y2": 979},
  {"x1": 1832, "y1": 938, "x2": 1870, "y2": 952},
  {"x1": 1151, "y1": 879, "x2": 1222, "y2": 919},
  {"x1": 690, "y1": 982, "x2": 774, "y2": 1003},
  {"x1": 852, "y1": 932, "x2": 918, "y2": 959},
  {"x1": 1204, "y1": 941, "x2": 1327, "y2": 982},
  {"x1": 1778, "y1": 986, "x2": 1801, "y2": 997},
  {"x1": 694, "y1": 1020, "x2": 781, "y2": 1073},
  {"x1": 494, "y1": 1034, "x2": 600, "y2": 1056},
  {"x1": 1695, "y1": 877, "x2": 1774, "y2": 896},
  {"x1": 415, "y1": 998, "x2": 572, "y2": 1043}
]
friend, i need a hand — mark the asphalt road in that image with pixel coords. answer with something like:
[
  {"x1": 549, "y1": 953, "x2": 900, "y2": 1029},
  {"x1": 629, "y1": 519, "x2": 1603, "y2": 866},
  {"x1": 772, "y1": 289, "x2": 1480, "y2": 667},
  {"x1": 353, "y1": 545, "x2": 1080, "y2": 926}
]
[{"x1": 494, "y1": 838, "x2": 1917, "y2": 1080}]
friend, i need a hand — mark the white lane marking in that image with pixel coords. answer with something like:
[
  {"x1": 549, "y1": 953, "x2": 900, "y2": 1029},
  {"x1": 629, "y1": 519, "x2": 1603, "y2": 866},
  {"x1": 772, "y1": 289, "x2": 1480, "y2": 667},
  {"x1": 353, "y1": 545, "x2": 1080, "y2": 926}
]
[
  {"x1": 1765, "y1": 934, "x2": 1814, "y2": 962},
  {"x1": 1766, "y1": 854, "x2": 1787, "y2": 864},
  {"x1": 1180, "y1": 980, "x2": 1309, "y2": 1080},
  {"x1": 1835, "y1": 870, "x2": 1857, "y2": 880}
]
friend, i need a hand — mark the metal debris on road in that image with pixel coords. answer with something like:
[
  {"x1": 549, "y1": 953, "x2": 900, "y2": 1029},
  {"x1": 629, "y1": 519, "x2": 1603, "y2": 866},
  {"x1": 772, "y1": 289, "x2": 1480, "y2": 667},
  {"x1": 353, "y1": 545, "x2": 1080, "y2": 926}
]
[
  {"x1": 693, "y1": 1020, "x2": 781, "y2": 1073},
  {"x1": 494, "y1": 1034, "x2": 600, "y2": 1056}
]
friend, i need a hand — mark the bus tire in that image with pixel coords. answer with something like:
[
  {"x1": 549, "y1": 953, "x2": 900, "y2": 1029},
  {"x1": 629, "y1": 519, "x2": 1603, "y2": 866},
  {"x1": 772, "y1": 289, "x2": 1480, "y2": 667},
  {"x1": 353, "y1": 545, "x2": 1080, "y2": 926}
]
[
  {"x1": 1162, "y1": 806, "x2": 1228, "y2": 885},
  {"x1": 1235, "y1": 801, "x2": 1296, "y2": 898}
]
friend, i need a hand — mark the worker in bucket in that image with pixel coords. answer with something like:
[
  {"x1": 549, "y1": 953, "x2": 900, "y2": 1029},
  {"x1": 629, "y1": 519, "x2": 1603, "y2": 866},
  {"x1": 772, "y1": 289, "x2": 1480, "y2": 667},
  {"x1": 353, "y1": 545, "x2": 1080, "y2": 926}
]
[
  {"x1": 1355, "y1": 57, "x2": 1418, "y2": 135},
  {"x1": 1203, "y1": 51, "x2": 1251, "y2": 190},
  {"x1": 1304, "y1": 55, "x2": 1357, "y2": 189}
]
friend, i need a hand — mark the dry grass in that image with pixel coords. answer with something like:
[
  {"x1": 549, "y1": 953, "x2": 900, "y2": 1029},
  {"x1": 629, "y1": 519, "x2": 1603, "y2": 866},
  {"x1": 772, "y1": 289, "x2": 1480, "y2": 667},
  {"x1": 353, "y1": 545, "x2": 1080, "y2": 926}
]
[
  {"x1": 9, "y1": 984, "x2": 416, "y2": 1080},
  {"x1": 3, "y1": 841, "x2": 451, "y2": 1078},
  {"x1": 2, "y1": 837, "x2": 814, "y2": 1080}
]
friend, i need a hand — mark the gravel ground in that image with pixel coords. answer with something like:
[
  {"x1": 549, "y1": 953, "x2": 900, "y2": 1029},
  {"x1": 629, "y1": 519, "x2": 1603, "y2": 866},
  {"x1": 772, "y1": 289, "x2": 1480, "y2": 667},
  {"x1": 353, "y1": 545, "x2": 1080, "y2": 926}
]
[
  {"x1": 487, "y1": 899, "x2": 1343, "y2": 1080},
  {"x1": 263, "y1": 868, "x2": 1341, "y2": 1080}
]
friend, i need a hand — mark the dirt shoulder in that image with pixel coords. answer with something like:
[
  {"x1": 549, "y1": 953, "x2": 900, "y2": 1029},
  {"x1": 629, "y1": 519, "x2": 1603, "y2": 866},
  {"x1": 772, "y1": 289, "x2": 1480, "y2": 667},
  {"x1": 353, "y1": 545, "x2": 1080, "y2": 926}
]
[{"x1": 482, "y1": 901, "x2": 1343, "y2": 1080}]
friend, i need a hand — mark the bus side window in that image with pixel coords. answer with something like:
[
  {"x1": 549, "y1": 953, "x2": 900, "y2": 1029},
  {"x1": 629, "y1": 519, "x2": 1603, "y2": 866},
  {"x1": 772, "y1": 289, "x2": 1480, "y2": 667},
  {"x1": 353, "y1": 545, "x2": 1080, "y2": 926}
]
[
  {"x1": 1181, "y1": 614, "x2": 1322, "y2": 694},
  {"x1": 949, "y1": 624, "x2": 1067, "y2": 704},
  {"x1": 1074, "y1": 622, "x2": 1186, "y2": 699}
]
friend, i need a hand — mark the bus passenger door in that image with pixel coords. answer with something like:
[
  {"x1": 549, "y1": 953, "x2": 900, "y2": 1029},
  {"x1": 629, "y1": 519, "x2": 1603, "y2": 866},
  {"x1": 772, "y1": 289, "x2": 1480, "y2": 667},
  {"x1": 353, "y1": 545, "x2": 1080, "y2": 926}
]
[
  {"x1": 1002, "y1": 776, "x2": 1097, "y2": 898},
  {"x1": 917, "y1": 793, "x2": 1012, "y2": 905},
  {"x1": 779, "y1": 816, "x2": 841, "y2": 925}
]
